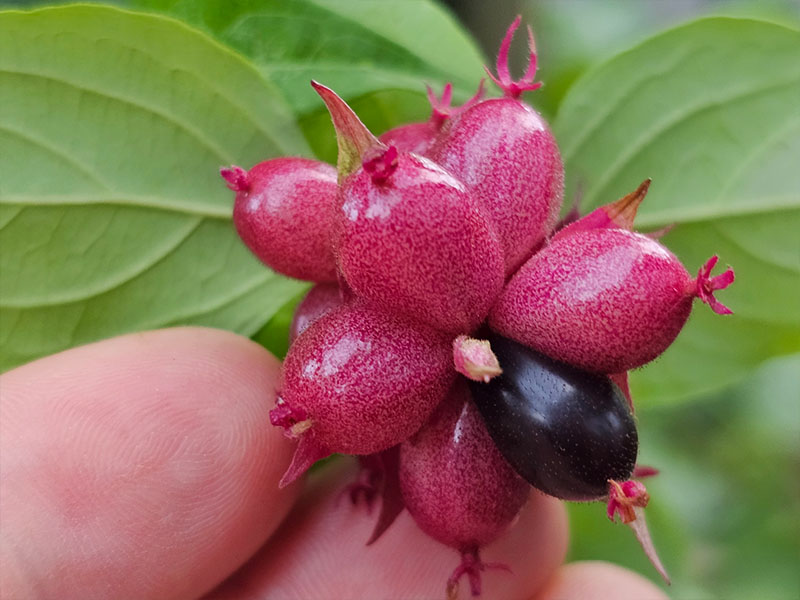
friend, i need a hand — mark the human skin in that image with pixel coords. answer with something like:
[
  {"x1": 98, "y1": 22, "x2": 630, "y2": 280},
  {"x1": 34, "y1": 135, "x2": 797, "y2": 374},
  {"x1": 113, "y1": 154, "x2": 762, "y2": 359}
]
[{"x1": 0, "y1": 327, "x2": 669, "y2": 600}]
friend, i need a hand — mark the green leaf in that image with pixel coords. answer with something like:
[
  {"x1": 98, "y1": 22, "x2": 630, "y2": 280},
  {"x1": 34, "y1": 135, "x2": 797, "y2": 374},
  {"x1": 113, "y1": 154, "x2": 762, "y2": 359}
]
[
  {"x1": 0, "y1": 5, "x2": 309, "y2": 371},
  {"x1": 132, "y1": 0, "x2": 487, "y2": 116},
  {"x1": 251, "y1": 286, "x2": 308, "y2": 360},
  {"x1": 554, "y1": 17, "x2": 800, "y2": 404}
]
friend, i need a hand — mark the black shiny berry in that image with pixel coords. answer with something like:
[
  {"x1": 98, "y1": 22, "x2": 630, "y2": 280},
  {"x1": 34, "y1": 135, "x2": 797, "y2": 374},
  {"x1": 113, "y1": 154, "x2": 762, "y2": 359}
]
[{"x1": 467, "y1": 333, "x2": 637, "y2": 501}]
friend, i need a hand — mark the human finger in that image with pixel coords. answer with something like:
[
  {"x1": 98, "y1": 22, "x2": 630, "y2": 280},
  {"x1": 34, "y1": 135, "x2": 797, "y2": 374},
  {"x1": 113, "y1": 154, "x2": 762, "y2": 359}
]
[
  {"x1": 206, "y1": 460, "x2": 568, "y2": 600},
  {"x1": 0, "y1": 327, "x2": 299, "y2": 600},
  {"x1": 532, "y1": 560, "x2": 669, "y2": 600}
]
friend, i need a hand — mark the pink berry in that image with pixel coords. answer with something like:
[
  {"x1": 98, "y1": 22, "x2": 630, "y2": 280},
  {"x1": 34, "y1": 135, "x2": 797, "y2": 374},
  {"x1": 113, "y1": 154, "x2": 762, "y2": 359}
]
[
  {"x1": 312, "y1": 81, "x2": 505, "y2": 334},
  {"x1": 289, "y1": 282, "x2": 345, "y2": 343},
  {"x1": 489, "y1": 227, "x2": 735, "y2": 373},
  {"x1": 222, "y1": 158, "x2": 338, "y2": 282},
  {"x1": 399, "y1": 381, "x2": 529, "y2": 598},
  {"x1": 379, "y1": 81, "x2": 485, "y2": 155},
  {"x1": 271, "y1": 300, "x2": 455, "y2": 487},
  {"x1": 429, "y1": 17, "x2": 564, "y2": 276},
  {"x1": 339, "y1": 148, "x2": 504, "y2": 333}
]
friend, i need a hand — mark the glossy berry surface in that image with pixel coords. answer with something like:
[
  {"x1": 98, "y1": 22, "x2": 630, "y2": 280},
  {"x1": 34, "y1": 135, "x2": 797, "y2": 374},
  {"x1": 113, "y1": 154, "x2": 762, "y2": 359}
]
[
  {"x1": 288, "y1": 282, "x2": 344, "y2": 343},
  {"x1": 489, "y1": 227, "x2": 733, "y2": 373},
  {"x1": 400, "y1": 380, "x2": 528, "y2": 551},
  {"x1": 428, "y1": 18, "x2": 564, "y2": 276},
  {"x1": 225, "y1": 158, "x2": 338, "y2": 282},
  {"x1": 275, "y1": 300, "x2": 454, "y2": 479},
  {"x1": 468, "y1": 333, "x2": 637, "y2": 501},
  {"x1": 430, "y1": 99, "x2": 564, "y2": 277},
  {"x1": 336, "y1": 150, "x2": 504, "y2": 333},
  {"x1": 400, "y1": 380, "x2": 528, "y2": 598}
]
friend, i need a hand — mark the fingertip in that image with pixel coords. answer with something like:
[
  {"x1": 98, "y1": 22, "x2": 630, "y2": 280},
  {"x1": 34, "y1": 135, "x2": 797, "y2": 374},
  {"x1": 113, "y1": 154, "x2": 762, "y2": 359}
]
[
  {"x1": 1, "y1": 327, "x2": 299, "y2": 600},
  {"x1": 533, "y1": 560, "x2": 669, "y2": 600}
]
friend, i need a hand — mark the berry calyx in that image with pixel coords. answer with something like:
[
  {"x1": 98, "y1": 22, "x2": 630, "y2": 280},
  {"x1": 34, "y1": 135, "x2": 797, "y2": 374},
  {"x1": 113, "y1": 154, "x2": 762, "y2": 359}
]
[
  {"x1": 607, "y1": 479, "x2": 649, "y2": 524},
  {"x1": 220, "y1": 165, "x2": 249, "y2": 192},
  {"x1": 379, "y1": 81, "x2": 486, "y2": 155},
  {"x1": 427, "y1": 80, "x2": 486, "y2": 128},
  {"x1": 362, "y1": 145, "x2": 399, "y2": 185},
  {"x1": 485, "y1": 15, "x2": 542, "y2": 99},
  {"x1": 269, "y1": 396, "x2": 311, "y2": 437},
  {"x1": 695, "y1": 255, "x2": 735, "y2": 314},
  {"x1": 446, "y1": 548, "x2": 512, "y2": 599},
  {"x1": 453, "y1": 335, "x2": 502, "y2": 383},
  {"x1": 607, "y1": 479, "x2": 670, "y2": 584}
]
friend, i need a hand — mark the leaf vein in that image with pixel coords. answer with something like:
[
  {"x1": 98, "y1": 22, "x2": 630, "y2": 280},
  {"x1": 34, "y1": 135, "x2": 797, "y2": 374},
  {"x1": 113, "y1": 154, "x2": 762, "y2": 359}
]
[
  {"x1": 1, "y1": 194, "x2": 230, "y2": 219},
  {"x1": 585, "y1": 77, "x2": 800, "y2": 207},
  {"x1": 0, "y1": 68, "x2": 235, "y2": 164},
  {"x1": 0, "y1": 124, "x2": 111, "y2": 190},
  {"x1": 0, "y1": 216, "x2": 204, "y2": 308}
]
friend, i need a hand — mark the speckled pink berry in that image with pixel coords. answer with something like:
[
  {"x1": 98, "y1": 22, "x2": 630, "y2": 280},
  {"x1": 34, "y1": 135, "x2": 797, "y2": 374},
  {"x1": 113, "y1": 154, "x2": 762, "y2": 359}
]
[
  {"x1": 222, "y1": 158, "x2": 338, "y2": 282},
  {"x1": 429, "y1": 17, "x2": 564, "y2": 277},
  {"x1": 489, "y1": 228, "x2": 735, "y2": 373},
  {"x1": 400, "y1": 380, "x2": 529, "y2": 598},
  {"x1": 379, "y1": 81, "x2": 485, "y2": 155},
  {"x1": 288, "y1": 282, "x2": 345, "y2": 344},
  {"x1": 271, "y1": 300, "x2": 455, "y2": 487},
  {"x1": 311, "y1": 81, "x2": 505, "y2": 334},
  {"x1": 337, "y1": 148, "x2": 505, "y2": 333}
]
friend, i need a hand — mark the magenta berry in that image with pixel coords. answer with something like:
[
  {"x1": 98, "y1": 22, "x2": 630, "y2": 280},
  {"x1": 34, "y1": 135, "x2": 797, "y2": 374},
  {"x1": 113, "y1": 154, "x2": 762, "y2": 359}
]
[
  {"x1": 289, "y1": 282, "x2": 345, "y2": 343},
  {"x1": 379, "y1": 81, "x2": 485, "y2": 155},
  {"x1": 224, "y1": 158, "x2": 338, "y2": 282},
  {"x1": 272, "y1": 300, "x2": 454, "y2": 486},
  {"x1": 400, "y1": 381, "x2": 529, "y2": 598},
  {"x1": 429, "y1": 17, "x2": 564, "y2": 276},
  {"x1": 468, "y1": 333, "x2": 637, "y2": 501},
  {"x1": 338, "y1": 148, "x2": 505, "y2": 333},
  {"x1": 312, "y1": 81, "x2": 505, "y2": 334},
  {"x1": 489, "y1": 227, "x2": 735, "y2": 373}
]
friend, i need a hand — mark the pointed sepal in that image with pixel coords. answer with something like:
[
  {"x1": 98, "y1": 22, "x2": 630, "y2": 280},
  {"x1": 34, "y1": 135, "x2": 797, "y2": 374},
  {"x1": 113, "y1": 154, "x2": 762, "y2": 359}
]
[
  {"x1": 552, "y1": 179, "x2": 651, "y2": 243},
  {"x1": 609, "y1": 371, "x2": 633, "y2": 413},
  {"x1": 279, "y1": 435, "x2": 331, "y2": 488},
  {"x1": 311, "y1": 80, "x2": 383, "y2": 183},
  {"x1": 366, "y1": 446, "x2": 404, "y2": 545},
  {"x1": 607, "y1": 479, "x2": 671, "y2": 585}
]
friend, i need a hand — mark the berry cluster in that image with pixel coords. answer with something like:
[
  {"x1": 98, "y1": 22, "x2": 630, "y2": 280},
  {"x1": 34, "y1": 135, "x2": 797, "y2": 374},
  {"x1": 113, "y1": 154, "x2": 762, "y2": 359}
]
[{"x1": 221, "y1": 17, "x2": 734, "y2": 598}]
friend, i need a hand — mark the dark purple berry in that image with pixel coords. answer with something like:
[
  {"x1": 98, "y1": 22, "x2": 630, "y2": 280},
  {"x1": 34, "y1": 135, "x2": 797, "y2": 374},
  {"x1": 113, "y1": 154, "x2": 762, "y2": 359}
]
[{"x1": 467, "y1": 333, "x2": 638, "y2": 501}]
